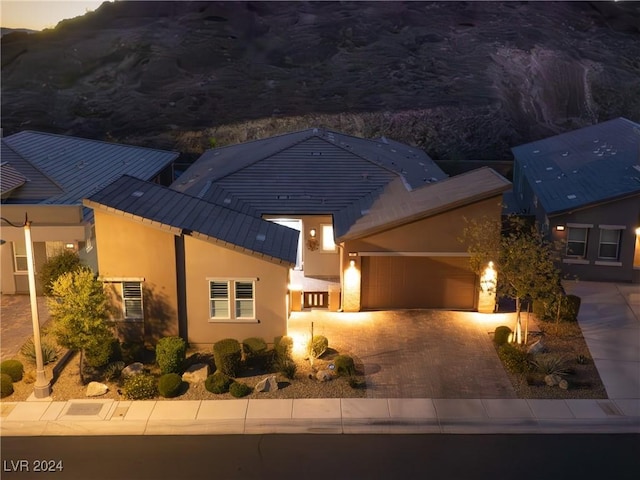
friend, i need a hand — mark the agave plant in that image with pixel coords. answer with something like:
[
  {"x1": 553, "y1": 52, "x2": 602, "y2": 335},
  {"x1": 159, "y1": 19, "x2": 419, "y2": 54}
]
[
  {"x1": 531, "y1": 353, "x2": 572, "y2": 376},
  {"x1": 20, "y1": 336, "x2": 60, "y2": 365}
]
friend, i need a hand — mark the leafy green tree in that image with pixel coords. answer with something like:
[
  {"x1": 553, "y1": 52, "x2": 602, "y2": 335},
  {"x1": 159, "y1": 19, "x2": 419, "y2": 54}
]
[
  {"x1": 47, "y1": 269, "x2": 114, "y2": 383},
  {"x1": 39, "y1": 249, "x2": 82, "y2": 296},
  {"x1": 462, "y1": 216, "x2": 562, "y2": 344}
]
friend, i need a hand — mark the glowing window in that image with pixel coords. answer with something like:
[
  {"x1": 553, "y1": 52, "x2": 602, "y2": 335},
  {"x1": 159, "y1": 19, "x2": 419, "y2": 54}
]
[{"x1": 321, "y1": 224, "x2": 336, "y2": 251}]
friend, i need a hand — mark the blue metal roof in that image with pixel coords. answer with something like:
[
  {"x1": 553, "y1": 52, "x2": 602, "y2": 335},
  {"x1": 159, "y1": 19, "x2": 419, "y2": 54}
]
[
  {"x1": 85, "y1": 175, "x2": 299, "y2": 265},
  {"x1": 512, "y1": 117, "x2": 640, "y2": 215},
  {"x1": 2, "y1": 131, "x2": 178, "y2": 206}
]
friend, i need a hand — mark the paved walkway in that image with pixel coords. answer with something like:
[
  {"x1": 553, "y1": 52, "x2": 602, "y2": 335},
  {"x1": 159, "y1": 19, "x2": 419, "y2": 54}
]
[{"x1": 1, "y1": 295, "x2": 51, "y2": 361}]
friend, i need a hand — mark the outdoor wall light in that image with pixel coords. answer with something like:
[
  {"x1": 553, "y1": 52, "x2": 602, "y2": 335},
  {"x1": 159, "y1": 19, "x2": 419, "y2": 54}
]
[
  {"x1": 309, "y1": 228, "x2": 317, "y2": 238},
  {"x1": 636, "y1": 227, "x2": 640, "y2": 236},
  {"x1": 555, "y1": 225, "x2": 566, "y2": 231},
  {"x1": 65, "y1": 243, "x2": 75, "y2": 249},
  {"x1": 306, "y1": 228, "x2": 319, "y2": 251},
  {"x1": 348, "y1": 252, "x2": 358, "y2": 257},
  {"x1": 349, "y1": 259, "x2": 356, "y2": 268}
]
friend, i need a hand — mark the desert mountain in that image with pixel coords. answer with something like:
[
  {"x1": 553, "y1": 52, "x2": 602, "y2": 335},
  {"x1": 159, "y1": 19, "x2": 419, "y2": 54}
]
[{"x1": 2, "y1": 1, "x2": 639, "y2": 165}]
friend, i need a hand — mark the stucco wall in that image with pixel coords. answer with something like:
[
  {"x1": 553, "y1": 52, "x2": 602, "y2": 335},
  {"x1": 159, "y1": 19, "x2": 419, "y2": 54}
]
[
  {"x1": 183, "y1": 235, "x2": 289, "y2": 345},
  {"x1": 299, "y1": 214, "x2": 340, "y2": 277},
  {"x1": 94, "y1": 210, "x2": 179, "y2": 343}
]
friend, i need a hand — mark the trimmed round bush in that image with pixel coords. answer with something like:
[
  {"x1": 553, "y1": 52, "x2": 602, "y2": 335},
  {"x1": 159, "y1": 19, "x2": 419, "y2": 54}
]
[
  {"x1": 205, "y1": 371, "x2": 232, "y2": 394},
  {"x1": 498, "y1": 344, "x2": 531, "y2": 374},
  {"x1": 308, "y1": 335, "x2": 328, "y2": 358},
  {"x1": 85, "y1": 338, "x2": 117, "y2": 368},
  {"x1": 493, "y1": 326, "x2": 512, "y2": 346},
  {"x1": 122, "y1": 374, "x2": 157, "y2": 400},
  {"x1": 158, "y1": 373, "x2": 183, "y2": 398},
  {"x1": 1, "y1": 373, "x2": 14, "y2": 398},
  {"x1": 156, "y1": 336, "x2": 187, "y2": 374},
  {"x1": 274, "y1": 336, "x2": 293, "y2": 361},
  {"x1": 242, "y1": 337, "x2": 267, "y2": 356},
  {"x1": 0, "y1": 359, "x2": 24, "y2": 382},
  {"x1": 213, "y1": 339, "x2": 242, "y2": 377},
  {"x1": 229, "y1": 381, "x2": 252, "y2": 398},
  {"x1": 334, "y1": 355, "x2": 356, "y2": 376}
]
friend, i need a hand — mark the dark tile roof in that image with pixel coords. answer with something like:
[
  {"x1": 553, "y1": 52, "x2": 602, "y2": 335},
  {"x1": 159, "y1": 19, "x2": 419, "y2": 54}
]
[
  {"x1": 172, "y1": 128, "x2": 447, "y2": 223},
  {"x1": 2, "y1": 131, "x2": 179, "y2": 206},
  {"x1": 512, "y1": 117, "x2": 640, "y2": 214},
  {"x1": 85, "y1": 175, "x2": 299, "y2": 265}
]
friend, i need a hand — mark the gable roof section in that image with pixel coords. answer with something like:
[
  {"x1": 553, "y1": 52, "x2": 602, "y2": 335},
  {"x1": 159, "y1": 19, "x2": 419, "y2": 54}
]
[
  {"x1": 0, "y1": 163, "x2": 27, "y2": 197},
  {"x1": 2, "y1": 131, "x2": 179, "y2": 205},
  {"x1": 337, "y1": 167, "x2": 512, "y2": 241},
  {"x1": 512, "y1": 117, "x2": 640, "y2": 215},
  {"x1": 84, "y1": 175, "x2": 298, "y2": 265}
]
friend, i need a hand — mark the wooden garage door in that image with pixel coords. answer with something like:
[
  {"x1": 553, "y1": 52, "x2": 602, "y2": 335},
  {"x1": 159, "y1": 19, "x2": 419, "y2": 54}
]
[{"x1": 361, "y1": 256, "x2": 477, "y2": 310}]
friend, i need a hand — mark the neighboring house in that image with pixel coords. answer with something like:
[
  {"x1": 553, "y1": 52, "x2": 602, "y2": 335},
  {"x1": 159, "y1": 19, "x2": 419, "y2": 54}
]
[
  {"x1": 86, "y1": 128, "x2": 511, "y2": 345},
  {"x1": 0, "y1": 131, "x2": 178, "y2": 295},
  {"x1": 509, "y1": 117, "x2": 640, "y2": 283}
]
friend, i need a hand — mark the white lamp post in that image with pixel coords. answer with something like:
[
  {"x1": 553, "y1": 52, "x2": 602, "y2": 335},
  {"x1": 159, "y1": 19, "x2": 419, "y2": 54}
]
[{"x1": 1, "y1": 214, "x2": 51, "y2": 398}]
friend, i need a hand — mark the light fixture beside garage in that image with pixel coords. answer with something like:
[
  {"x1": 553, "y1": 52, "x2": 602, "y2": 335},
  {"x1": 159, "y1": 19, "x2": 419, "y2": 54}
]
[
  {"x1": 306, "y1": 228, "x2": 319, "y2": 251},
  {"x1": 555, "y1": 225, "x2": 566, "y2": 231}
]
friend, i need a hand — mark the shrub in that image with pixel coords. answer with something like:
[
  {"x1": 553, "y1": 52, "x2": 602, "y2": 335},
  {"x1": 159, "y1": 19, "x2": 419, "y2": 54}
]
[
  {"x1": 497, "y1": 344, "x2": 531, "y2": 374},
  {"x1": 348, "y1": 377, "x2": 366, "y2": 389},
  {"x1": 334, "y1": 355, "x2": 356, "y2": 376},
  {"x1": 531, "y1": 353, "x2": 572, "y2": 376},
  {"x1": 0, "y1": 359, "x2": 24, "y2": 382},
  {"x1": 20, "y1": 336, "x2": 60, "y2": 365},
  {"x1": 308, "y1": 335, "x2": 328, "y2": 358},
  {"x1": 493, "y1": 326, "x2": 512, "y2": 346},
  {"x1": 213, "y1": 339, "x2": 242, "y2": 377},
  {"x1": 85, "y1": 338, "x2": 117, "y2": 368},
  {"x1": 563, "y1": 295, "x2": 581, "y2": 322},
  {"x1": 104, "y1": 361, "x2": 125, "y2": 381},
  {"x1": 156, "y1": 336, "x2": 187, "y2": 374},
  {"x1": 276, "y1": 357, "x2": 297, "y2": 380},
  {"x1": 205, "y1": 371, "x2": 232, "y2": 394},
  {"x1": 120, "y1": 342, "x2": 145, "y2": 364},
  {"x1": 274, "y1": 336, "x2": 293, "y2": 361},
  {"x1": 242, "y1": 337, "x2": 267, "y2": 356},
  {"x1": 576, "y1": 354, "x2": 590, "y2": 365},
  {"x1": 122, "y1": 374, "x2": 157, "y2": 400},
  {"x1": 229, "y1": 381, "x2": 252, "y2": 398},
  {"x1": 158, "y1": 373, "x2": 183, "y2": 398},
  {"x1": 0, "y1": 373, "x2": 14, "y2": 398},
  {"x1": 39, "y1": 249, "x2": 82, "y2": 296}
]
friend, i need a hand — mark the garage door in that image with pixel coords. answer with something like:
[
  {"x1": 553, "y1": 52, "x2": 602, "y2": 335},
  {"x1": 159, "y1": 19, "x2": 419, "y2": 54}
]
[{"x1": 361, "y1": 256, "x2": 477, "y2": 310}]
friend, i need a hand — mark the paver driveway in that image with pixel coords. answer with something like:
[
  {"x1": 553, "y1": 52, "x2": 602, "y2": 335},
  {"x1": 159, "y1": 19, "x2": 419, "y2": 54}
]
[
  {"x1": 289, "y1": 310, "x2": 520, "y2": 399},
  {"x1": 1, "y1": 295, "x2": 51, "y2": 361}
]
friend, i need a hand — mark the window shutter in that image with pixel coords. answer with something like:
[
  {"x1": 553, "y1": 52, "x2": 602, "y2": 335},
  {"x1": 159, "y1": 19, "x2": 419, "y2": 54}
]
[{"x1": 122, "y1": 282, "x2": 143, "y2": 319}]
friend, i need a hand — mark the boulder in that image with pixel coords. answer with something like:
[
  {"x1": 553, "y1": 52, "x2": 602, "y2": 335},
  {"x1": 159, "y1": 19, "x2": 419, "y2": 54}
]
[
  {"x1": 544, "y1": 374, "x2": 562, "y2": 386},
  {"x1": 255, "y1": 375, "x2": 278, "y2": 393},
  {"x1": 316, "y1": 370, "x2": 334, "y2": 382},
  {"x1": 121, "y1": 362, "x2": 144, "y2": 378},
  {"x1": 527, "y1": 339, "x2": 546, "y2": 355},
  {"x1": 182, "y1": 363, "x2": 209, "y2": 384},
  {"x1": 558, "y1": 379, "x2": 569, "y2": 390},
  {"x1": 86, "y1": 382, "x2": 108, "y2": 397}
]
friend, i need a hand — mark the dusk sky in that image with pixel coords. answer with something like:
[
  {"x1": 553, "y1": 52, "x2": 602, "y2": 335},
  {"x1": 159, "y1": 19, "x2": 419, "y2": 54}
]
[{"x1": 1, "y1": 0, "x2": 108, "y2": 30}]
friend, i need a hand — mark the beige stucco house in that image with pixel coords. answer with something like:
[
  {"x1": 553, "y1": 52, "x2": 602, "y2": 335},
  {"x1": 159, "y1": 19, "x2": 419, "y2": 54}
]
[
  {"x1": 85, "y1": 129, "x2": 510, "y2": 345},
  {"x1": 1, "y1": 131, "x2": 177, "y2": 295}
]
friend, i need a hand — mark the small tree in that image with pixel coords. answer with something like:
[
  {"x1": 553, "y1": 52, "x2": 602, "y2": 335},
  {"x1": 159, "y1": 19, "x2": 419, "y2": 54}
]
[
  {"x1": 462, "y1": 216, "x2": 562, "y2": 344},
  {"x1": 47, "y1": 269, "x2": 114, "y2": 383},
  {"x1": 40, "y1": 249, "x2": 82, "y2": 296}
]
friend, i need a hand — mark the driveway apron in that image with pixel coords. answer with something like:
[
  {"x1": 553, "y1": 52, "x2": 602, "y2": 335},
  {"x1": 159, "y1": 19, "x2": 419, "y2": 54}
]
[{"x1": 1, "y1": 295, "x2": 51, "y2": 361}]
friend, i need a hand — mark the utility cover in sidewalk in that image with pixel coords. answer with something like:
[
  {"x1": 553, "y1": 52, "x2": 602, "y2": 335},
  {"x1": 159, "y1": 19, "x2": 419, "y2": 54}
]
[{"x1": 66, "y1": 403, "x2": 103, "y2": 416}]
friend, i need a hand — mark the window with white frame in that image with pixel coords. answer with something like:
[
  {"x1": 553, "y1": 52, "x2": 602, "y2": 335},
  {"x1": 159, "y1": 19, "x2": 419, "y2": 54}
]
[
  {"x1": 598, "y1": 229, "x2": 621, "y2": 260},
  {"x1": 122, "y1": 282, "x2": 143, "y2": 320},
  {"x1": 209, "y1": 279, "x2": 256, "y2": 321},
  {"x1": 321, "y1": 224, "x2": 336, "y2": 251},
  {"x1": 12, "y1": 241, "x2": 28, "y2": 272},
  {"x1": 566, "y1": 227, "x2": 588, "y2": 257}
]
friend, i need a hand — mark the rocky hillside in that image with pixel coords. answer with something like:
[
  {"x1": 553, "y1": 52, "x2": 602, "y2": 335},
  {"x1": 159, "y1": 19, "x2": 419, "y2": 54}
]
[{"x1": 2, "y1": 1, "x2": 639, "y2": 164}]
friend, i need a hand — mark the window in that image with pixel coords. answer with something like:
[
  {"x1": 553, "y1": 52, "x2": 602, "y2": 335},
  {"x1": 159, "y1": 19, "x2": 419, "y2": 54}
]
[
  {"x1": 209, "y1": 279, "x2": 256, "y2": 321},
  {"x1": 321, "y1": 224, "x2": 336, "y2": 251},
  {"x1": 566, "y1": 227, "x2": 588, "y2": 257},
  {"x1": 210, "y1": 281, "x2": 230, "y2": 319},
  {"x1": 122, "y1": 282, "x2": 143, "y2": 320},
  {"x1": 12, "y1": 241, "x2": 28, "y2": 272},
  {"x1": 599, "y1": 229, "x2": 621, "y2": 260}
]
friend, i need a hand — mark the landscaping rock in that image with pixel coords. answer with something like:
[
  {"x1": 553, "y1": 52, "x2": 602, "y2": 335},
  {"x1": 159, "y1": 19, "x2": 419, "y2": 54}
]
[
  {"x1": 182, "y1": 363, "x2": 209, "y2": 383},
  {"x1": 255, "y1": 375, "x2": 279, "y2": 393},
  {"x1": 316, "y1": 370, "x2": 334, "y2": 382},
  {"x1": 527, "y1": 339, "x2": 546, "y2": 355},
  {"x1": 121, "y1": 362, "x2": 144, "y2": 378},
  {"x1": 558, "y1": 379, "x2": 569, "y2": 390},
  {"x1": 86, "y1": 382, "x2": 108, "y2": 397},
  {"x1": 544, "y1": 374, "x2": 562, "y2": 386}
]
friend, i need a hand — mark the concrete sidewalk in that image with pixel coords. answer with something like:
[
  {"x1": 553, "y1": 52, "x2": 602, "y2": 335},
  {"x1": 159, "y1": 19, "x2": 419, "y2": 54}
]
[{"x1": 1, "y1": 397, "x2": 638, "y2": 436}]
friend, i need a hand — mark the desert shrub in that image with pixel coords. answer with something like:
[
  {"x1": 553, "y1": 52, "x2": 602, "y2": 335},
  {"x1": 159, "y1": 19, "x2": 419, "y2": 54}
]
[
  {"x1": 493, "y1": 326, "x2": 512, "y2": 346},
  {"x1": 243, "y1": 337, "x2": 267, "y2": 356},
  {"x1": 104, "y1": 361, "x2": 125, "y2": 381},
  {"x1": 213, "y1": 339, "x2": 242, "y2": 377},
  {"x1": 563, "y1": 295, "x2": 581, "y2": 322},
  {"x1": 122, "y1": 373, "x2": 157, "y2": 400},
  {"x1": 274, "y1": 336, "x2": 293, "y2": 361},
  {"x1": 229, "y1": 381, "x2": 252, "y2": 398},
  {"x1": 156, "y1": 336, "x2": 187, "y2": 374},
  {"x1": 85, "y1": 338, "x2": 117, "y2": 368},
  {"x1": 348, "y1": 377, "x2": 366, "y2": 389},
  {"x1": 531, "y1": 353, "x2": 572, "y2": 376},
  {"x1": 158, "y1": 373, "x2": 183, "y2": 398},
  {"x1": 497, "y1": 344, "x2": 531, "y2": 374},
  {"x1": 334, "y1": 355, "x2": 356, "y2": 376},
  {"x1": 0, "y1": 373, "x2": 14, "y2": 398},
  {"x1": 576, "y1": 354, "x2": 590, "y2": 365},
  {"x1": 308, "y1": 335, "x2": 328, "y2": 358},
  {"x1": 21, "y1": 336, "x2": 60, "y2": 365},
  {"x1": 242, "y1": 337, "x2": 272, "y2": 370},
  {"x1": 39, "y1": 249, "x2": 82, "y2": 296},
  {"x1": 276, "y1": 357, "x2": 297, "y2": 379},
  {"x1": 0, "y1": 359, "x2": 24, "y2": 382},
  {"x1": 205, "y1": 371, "x2": 232, "y2": 394}
]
